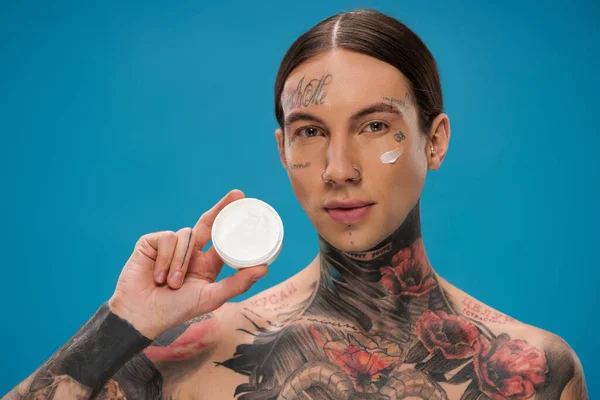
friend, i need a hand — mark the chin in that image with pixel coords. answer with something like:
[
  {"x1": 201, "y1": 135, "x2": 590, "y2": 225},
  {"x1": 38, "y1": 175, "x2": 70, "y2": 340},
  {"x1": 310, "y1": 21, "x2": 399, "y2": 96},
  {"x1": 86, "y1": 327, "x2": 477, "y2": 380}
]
[{"x1": 318, "y1": 225, "x2": 389, "y2": 252}]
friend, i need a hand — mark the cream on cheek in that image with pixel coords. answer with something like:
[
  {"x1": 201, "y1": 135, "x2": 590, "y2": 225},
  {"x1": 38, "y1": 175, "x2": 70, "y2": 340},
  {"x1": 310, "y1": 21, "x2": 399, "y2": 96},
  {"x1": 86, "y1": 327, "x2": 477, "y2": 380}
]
[
  {"x1": 377, "y1": 130, "x2": 407, "y2": 164},
  {"x1": 379, "y1": 148, "x2": 403, "y2": 164}
]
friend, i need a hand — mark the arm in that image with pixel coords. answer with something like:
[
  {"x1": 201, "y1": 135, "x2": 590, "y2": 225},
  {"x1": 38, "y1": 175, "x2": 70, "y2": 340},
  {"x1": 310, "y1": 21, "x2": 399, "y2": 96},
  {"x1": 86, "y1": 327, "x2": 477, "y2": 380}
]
[
  {"x1": 3, "y1": 302, "x2": 156, "y2": 400},
  {"x1": 4, "y1": 190, "x2": 267, "y2": 399}
]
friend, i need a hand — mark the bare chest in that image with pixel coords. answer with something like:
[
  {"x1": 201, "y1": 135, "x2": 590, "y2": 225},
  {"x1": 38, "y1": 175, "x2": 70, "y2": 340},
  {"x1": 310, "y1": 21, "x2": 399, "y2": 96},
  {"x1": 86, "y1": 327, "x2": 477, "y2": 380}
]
[{"x1": 159, "y1": 321, "x2": 481, "y2": 400}]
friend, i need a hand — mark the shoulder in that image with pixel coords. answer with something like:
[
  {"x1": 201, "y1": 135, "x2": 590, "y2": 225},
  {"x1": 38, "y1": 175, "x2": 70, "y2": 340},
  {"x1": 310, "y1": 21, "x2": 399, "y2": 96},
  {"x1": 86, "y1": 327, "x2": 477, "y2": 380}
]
[
  {"x1": 534, "y1": 331, "x2": 588, "y2": 400},
  {"x1": 239, "y1": 263, "x2": 319, "y2": 322},
  {"x1": 441, "y1": 282, "x2": 587, "y2": 399}
]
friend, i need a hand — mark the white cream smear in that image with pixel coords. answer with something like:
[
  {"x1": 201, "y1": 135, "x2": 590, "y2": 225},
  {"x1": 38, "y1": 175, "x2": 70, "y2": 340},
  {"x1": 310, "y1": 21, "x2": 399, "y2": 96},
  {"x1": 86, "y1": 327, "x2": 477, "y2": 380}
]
[
  {"x1": 214, "y1": 202, "x2": 279, "y2": 261},
  {"x1": 380, "y1": 148, "x2": 403, "y2": 164}
]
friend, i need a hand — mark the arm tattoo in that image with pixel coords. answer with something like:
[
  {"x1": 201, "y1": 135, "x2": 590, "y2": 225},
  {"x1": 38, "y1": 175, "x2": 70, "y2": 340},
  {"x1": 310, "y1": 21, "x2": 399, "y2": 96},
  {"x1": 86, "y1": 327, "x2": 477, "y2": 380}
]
[
  {"x1": 5, "y1": 303, "x2": 153, "y2": 399},
  {"x1": 5, "y1": 311, "x2": 216, "y2": 399}
]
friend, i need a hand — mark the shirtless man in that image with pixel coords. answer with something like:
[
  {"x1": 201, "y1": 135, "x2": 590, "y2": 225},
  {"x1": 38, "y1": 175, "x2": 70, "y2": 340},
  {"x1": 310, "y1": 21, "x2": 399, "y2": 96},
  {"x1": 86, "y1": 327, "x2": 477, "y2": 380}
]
[{"x1": 3, "y1": 9, "x2": 588, "y2": 400}]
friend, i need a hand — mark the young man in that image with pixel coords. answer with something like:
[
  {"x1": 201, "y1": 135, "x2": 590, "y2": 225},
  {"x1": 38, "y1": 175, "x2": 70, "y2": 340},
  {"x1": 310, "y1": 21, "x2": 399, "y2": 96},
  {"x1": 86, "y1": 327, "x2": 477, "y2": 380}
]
[{"x1": 4, "y1": 9, "x2": 587, "y2": 400}]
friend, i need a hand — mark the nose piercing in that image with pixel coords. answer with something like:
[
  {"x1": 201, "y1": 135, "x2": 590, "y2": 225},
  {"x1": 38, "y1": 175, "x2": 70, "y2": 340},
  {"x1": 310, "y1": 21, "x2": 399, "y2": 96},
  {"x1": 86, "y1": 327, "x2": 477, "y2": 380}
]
[
  {"x1": 349, "y1": 167, "x2": 361, "y2": 182},
  {"x1": 321, "y1": 170, "x2": 334, "y2": 184},
  {"x1": 321, "y1": 167, "x2": 361, "y2": 183}
]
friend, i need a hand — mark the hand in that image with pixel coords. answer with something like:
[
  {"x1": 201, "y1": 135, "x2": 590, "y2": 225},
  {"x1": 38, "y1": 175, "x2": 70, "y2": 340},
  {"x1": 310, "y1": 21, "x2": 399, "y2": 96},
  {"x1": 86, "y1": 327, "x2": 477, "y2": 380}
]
[{"x1": 108, "y1": 189, "x2": 268, "y2": 339}]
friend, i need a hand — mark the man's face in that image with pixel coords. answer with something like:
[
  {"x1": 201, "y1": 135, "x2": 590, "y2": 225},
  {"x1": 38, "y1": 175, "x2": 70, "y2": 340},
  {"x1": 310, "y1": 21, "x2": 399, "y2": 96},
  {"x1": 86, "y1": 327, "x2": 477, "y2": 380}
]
[{"x1": 276, "y1": 50, "x2": 433, "y2": 252}]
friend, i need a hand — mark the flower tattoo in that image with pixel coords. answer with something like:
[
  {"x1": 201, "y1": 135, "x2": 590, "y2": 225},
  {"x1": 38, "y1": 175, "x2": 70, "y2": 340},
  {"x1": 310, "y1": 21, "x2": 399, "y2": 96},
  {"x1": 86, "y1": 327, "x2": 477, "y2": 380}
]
[
  {"x1": 416, "y1": 310, "x2": 480, "y2": 359},
  {"x1": 473, "y1": 334, "x2": 548, "y2": 400},
  {"x1": 311, "y1": 327, "x2": 403, "y2": 392},
  {"x1": 379, "y1": 237, "x2": 436, "y2": 297}
]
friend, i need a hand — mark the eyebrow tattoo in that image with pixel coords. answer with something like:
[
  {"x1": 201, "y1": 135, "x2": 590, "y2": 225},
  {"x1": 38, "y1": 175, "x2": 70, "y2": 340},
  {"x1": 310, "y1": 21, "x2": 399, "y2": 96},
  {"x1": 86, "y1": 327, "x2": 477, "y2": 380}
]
[
  {"x1": 350, "y1": 102, "x2": 404, "y2": 120},
  {"x1": 382, "y1": 92, "x2": 412, "y2": 113}
]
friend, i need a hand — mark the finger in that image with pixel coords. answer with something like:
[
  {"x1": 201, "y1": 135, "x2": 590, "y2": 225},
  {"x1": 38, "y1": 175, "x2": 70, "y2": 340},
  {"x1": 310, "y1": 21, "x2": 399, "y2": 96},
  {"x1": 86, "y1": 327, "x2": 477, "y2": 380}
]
[
  {"x1": 192, "y1": 189, "x2": 245, "y2": 250},
  {"x1": 154, "y1": 231, "x2": 177, "y2": 284},
  {"x1": 166, "y1": 227, "x2": 194, "y2": 289},
  {"x1": 187, "y1": 245, "x2": 224, "y2": 282},
  {"x1": 137, "y1": 231, "x2": 177, "y2": 284},
  {"x1": 201, "y1": 265, "x2": 268, "y2": 311}
]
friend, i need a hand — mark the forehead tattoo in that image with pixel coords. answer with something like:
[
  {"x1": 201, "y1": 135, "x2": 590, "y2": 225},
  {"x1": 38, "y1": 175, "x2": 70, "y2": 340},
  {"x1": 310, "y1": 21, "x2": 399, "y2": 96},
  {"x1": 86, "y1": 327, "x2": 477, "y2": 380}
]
[{"x1": 282, "y1": 74, "x2": 333, "y2": 113}]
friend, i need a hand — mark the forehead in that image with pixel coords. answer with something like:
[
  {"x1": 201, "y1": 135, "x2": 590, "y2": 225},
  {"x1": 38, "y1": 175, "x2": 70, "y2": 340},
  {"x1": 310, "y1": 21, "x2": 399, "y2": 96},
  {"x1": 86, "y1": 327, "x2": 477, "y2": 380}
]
[{"x1": 283, "y1": 49, "x2": 410, "y2": 104}]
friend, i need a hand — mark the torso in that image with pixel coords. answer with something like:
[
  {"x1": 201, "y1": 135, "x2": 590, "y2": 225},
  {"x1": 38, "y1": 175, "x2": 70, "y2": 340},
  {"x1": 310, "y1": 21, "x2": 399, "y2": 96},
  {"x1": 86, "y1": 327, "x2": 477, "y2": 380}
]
[{"x1": 148, "y1": 261, "x2": 576, "y2": 400}]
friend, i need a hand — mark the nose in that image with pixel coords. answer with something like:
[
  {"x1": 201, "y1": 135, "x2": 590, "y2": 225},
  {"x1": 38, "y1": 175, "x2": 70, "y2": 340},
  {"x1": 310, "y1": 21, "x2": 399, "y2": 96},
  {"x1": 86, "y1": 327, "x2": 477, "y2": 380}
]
[{"x1": 321, "y1": 136, "x2": 361, "y2": 184}]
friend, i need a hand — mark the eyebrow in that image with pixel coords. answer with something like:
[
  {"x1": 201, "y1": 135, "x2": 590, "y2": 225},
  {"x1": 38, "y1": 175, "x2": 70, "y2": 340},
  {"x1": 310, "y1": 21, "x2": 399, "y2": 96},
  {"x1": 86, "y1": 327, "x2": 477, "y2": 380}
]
[
  {"x1": 283, "y1": 101, "x2": 403, "y2": 127},
  {"x1": 284, "y1": 112, "x2": 326, "y2": 127},
  {"x1": 350, "y1": 102, "x2": 404, "y2": 120}
]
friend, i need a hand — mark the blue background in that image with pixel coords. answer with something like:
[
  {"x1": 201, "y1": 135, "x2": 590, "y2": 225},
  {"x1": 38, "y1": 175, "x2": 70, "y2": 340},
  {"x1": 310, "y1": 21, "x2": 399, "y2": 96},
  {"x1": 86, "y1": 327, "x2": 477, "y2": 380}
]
[{"x1": 1, "y1": 0, "x2": 598, "y2": 396}]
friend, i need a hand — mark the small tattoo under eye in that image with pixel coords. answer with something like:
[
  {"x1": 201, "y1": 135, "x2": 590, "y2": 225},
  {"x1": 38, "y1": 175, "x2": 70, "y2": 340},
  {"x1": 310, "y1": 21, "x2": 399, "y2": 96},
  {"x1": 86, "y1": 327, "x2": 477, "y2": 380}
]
[{"x1": 394, "y1": 131, "x2": 406, "y2": 142}]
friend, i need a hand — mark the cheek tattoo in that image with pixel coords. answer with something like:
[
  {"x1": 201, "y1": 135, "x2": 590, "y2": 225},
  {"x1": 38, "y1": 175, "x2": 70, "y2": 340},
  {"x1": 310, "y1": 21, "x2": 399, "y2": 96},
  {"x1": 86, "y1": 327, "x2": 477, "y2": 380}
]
[
  {"x1": 394, "y1": 131, "x2": 406, "y2": 142},
  {"x1": 289, "y1": 162, "x2": 311, "y2": 170}
]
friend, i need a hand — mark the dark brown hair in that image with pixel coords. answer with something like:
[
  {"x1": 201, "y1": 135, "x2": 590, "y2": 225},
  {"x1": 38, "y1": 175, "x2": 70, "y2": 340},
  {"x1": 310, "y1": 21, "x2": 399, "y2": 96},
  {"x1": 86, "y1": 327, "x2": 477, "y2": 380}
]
[{"x1": 274, "y1": 9, "x2": 443, "y2": 134}]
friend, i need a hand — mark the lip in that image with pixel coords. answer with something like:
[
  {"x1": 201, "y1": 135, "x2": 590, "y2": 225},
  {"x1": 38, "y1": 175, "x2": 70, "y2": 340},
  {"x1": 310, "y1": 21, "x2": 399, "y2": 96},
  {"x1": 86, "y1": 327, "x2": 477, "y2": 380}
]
[
  {"x1": 323, "y1": 200, "x2": 374, "y2": 225},
  {"x1": 323, "y1": 199, "x2": 373, "y2": 209}
]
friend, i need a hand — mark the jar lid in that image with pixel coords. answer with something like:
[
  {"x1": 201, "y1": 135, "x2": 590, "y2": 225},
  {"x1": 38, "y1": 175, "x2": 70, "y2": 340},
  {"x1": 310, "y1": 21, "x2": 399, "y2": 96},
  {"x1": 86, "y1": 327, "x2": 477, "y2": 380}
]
[{"x1": 211, "y1": 198, "x2": 283, "y2": 269}]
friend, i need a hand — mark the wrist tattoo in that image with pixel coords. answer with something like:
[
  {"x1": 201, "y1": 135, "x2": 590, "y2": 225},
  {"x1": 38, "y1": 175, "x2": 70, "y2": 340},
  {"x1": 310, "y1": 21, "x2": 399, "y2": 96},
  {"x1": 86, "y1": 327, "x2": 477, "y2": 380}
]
[{"x1": 24, "y1": 302, "x2": 153, "y2": 398}]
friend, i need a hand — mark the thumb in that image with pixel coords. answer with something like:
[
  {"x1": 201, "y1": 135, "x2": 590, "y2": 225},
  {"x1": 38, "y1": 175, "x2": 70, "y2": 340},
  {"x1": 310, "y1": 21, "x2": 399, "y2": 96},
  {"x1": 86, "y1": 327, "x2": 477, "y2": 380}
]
[{"x1": 200, "y1": 265, "x2": 268, "y2": 311}]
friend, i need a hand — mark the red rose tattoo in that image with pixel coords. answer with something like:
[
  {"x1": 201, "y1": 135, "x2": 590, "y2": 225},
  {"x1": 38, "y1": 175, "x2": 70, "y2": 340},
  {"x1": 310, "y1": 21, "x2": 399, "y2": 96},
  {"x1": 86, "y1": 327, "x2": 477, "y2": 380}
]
[
  {"x1": 416, "y1": 310, "x2": 480, "y2": 359},
  {"x1": 379, "y1": 237, "x2": 436, "y2": 297},
  {"x1": 473, "y1": 334, "x2": 548, "y2": 400},
  {"x1": 311, "y1": 327, "x2": 403, "y2": 393}
]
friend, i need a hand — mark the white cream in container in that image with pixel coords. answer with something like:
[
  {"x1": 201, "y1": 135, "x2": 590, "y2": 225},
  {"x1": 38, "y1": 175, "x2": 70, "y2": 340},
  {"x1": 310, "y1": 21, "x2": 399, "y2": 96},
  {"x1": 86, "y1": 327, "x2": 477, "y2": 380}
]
[{"x1": 211, "y1": 198, "x2": 284, "y2": 269}]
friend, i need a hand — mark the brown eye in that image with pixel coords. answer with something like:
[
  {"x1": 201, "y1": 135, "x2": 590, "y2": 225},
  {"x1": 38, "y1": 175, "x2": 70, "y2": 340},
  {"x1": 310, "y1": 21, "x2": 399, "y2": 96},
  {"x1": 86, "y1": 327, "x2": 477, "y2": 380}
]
[
  {"x1": 363, "y1": 121, "x2": 389, "y2": 133},
  {"x1": 298, "y1": 127, "x2": 322, "y2": 138}
]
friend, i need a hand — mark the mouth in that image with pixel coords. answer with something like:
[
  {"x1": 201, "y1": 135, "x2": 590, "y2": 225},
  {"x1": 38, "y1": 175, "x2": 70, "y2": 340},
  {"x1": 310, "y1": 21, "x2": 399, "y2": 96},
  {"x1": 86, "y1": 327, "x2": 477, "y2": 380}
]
[{"x1": 323, "y1": 200, "x2": 374, "y2": 225}]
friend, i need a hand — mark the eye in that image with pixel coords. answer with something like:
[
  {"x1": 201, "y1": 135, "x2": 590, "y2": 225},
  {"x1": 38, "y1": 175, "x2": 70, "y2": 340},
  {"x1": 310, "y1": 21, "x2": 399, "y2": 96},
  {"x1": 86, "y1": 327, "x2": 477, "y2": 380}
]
[
  {"x1": 296, "y1": 126, "x2": 323, "y2": 138},
  {"x1": 362, "y1": 121, "x2": 389, "y2": 133}
]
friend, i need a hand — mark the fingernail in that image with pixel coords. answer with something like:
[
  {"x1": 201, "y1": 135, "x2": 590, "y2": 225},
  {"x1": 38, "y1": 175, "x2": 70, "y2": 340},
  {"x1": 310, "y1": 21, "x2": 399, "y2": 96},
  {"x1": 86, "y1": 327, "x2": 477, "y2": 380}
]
[
  {"x1": 172, "y1": 271, "x2": 183, "y2": 286},
  {"x1": 156, "y1": 272, "x2": 167, "y2": 283},
  {"x1": 251, "y1": 268, "x2": 268, "y2": 282}
]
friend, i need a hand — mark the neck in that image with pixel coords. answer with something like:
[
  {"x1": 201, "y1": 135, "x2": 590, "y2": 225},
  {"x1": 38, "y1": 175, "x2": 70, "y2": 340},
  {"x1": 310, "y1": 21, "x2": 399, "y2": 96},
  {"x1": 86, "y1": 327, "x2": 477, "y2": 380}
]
[{"x1": 316, "y1": 202, "x2": 442, "y2": 333}]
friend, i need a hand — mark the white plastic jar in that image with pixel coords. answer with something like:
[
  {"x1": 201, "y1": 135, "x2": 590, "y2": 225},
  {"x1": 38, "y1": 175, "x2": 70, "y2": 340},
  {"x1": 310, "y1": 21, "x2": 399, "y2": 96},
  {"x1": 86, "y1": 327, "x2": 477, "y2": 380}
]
[{"x1": 211, "y1": 198, "x2": 284, "y2": 269}]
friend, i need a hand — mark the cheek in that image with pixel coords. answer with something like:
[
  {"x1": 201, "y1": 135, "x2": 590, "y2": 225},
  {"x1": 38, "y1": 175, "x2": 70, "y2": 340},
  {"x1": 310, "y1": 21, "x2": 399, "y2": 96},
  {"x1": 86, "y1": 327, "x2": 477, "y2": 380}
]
[
  {"x1": 285, "y1": 141, "x2": 328, "y2": 207},
  {"x1": 288, "y1": 166, "x2": 322, "y2": 211},
  {"x1": 371, "y1": 145, "x2": 427, "y2": 209}
]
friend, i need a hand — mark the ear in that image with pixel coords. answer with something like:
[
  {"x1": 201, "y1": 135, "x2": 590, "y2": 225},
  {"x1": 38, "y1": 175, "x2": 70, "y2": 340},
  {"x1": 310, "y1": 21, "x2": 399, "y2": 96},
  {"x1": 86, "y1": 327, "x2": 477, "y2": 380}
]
[
  {"x1": 275, "y1": 128, "x2": 289, "y2": 170},
  {"x1": 427, "y1": 113, "x2": 451, "y2": 170}
]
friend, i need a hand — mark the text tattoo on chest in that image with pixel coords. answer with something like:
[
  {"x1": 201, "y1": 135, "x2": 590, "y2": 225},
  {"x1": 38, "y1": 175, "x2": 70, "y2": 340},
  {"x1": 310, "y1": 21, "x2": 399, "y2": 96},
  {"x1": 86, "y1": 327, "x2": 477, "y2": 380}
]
[
  {"x1": 461, "y1": 297, "x2": 515, "y2": 324},
  {"x1": 249, "y1": 282, "x2": 298, "y2": 309}
]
